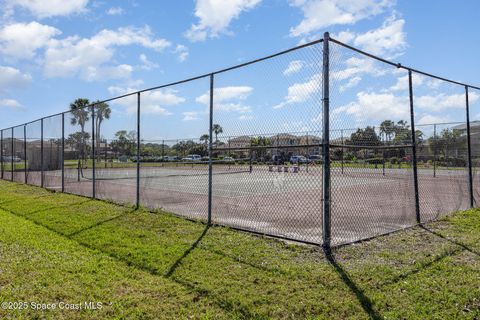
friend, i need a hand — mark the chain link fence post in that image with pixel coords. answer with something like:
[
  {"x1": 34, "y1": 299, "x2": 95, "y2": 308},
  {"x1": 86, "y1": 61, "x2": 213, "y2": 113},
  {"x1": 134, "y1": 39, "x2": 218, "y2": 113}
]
[
  {"x1": 136, "y1": 92, "x2": 141, "y2": 209},
  {"x1": 24, "y1": 125, "x2": 27, "y2": 183},
  {"x1": 40, "y1": 119, "x2": 44, "y2": 187},
  {"x1": 0, "y1": 130, "x2": 3, "y2": 180},
  {"x1": 161, "y1": 140, "x2": 164, "y2": 167},
  {"x1": 433, "y1": 123, "x2": 437, "y2": 178},
  {"x1": 208, "y1": 73, "x2": 214, "y2": 225},
  {"x1": 408, "y1": 70, "x2": 421, "y2": 223},
  {"x1": 91, "y1": 105, "x2": 96, "y2": 199},
  {"x1": 322, "y1": 32, "x2": 331, "y2": 249},
  {"x1": 382, "y1": 133, "x2": 386, "y2": 176},
  {"x1": 341, "y1": 129, "x2": 344, "y2": 174},
  {"x1": 62, "y1": 113, "x2": 65, "y2": 192},
  {"x1": 11, "y1": 127, "x2": 14, "y2": 182},
  {"x1": 465, "y1": 86, "x2": 474, "y2": 208}
]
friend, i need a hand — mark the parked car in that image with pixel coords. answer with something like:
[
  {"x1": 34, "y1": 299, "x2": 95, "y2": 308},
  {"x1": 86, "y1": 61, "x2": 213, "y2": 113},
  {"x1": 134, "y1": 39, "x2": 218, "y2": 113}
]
[
  {"x1": 272, "y1": 155, "x2": 285, "y2": 164},
  {"x1": 223, "y1": 156, "x2": 235, "y2": 163},
  {"x1": 1, "y1": 156, "x2": 21, "y2": 162},
  {"x1": 182, "y1": 154, "x2": 202, "y2": 161},
  {"x1": 290, "y1": 155, "x2": 308, "y2": 164},
  {"x1": 165, "y1": 156, "x2": 181, "y2": 162},
  {"x1": 308, "y1": 154, "x2": 322, "y2": 163}
]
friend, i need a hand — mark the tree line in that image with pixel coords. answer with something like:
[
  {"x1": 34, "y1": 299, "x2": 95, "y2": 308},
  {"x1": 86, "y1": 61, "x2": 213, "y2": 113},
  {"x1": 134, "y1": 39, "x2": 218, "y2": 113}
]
[
  {"x1": 343, "y1": 119, "x2": 466, "y2": 163},
  {"x1": 66, "y1": 101, "x2": 467, "y2": 165}
]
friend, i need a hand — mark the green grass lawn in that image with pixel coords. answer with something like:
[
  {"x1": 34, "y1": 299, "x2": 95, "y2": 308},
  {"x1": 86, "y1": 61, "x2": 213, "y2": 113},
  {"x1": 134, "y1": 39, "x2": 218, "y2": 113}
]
[{"x1": 0, "y1": 181, "x2": 478, "y2": 319}]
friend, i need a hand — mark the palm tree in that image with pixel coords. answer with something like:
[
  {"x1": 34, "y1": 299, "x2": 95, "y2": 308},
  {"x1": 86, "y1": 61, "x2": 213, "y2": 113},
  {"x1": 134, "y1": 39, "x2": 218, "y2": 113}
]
[
  {"x1": 93, "y1": 100, "x2": 111, "y2": 162},
  {"x1": 200, "y1": 134, "x2": 209, "y2": 145},
  {"x1": 379, "y1": 120, "x2": 395, "y2": 144},
  {"x1": 69, "y1": 98, "x2": 90, "y2": 167},
  {"x1": 70, "y1": 98, "x2": 90, "y2": 134},
  {"x1": 212, "y1": 124, "x2": 223, "y2": 144},
  {"x1": 200, "y1": 134, "x2": 209, "y2": 153}
]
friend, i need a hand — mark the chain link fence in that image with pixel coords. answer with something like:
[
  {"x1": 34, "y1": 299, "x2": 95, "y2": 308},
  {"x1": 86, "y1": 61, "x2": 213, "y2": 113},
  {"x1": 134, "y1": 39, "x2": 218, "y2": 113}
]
[{"x1": 1, "y1": 34, "x2": 478, "y2": 248}]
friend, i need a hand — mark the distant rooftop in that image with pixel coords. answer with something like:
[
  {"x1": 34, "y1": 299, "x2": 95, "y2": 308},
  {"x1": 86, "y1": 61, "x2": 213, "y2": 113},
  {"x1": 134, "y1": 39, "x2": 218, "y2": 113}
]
[{"x1": 453, "y1": 120, "x2": 480, "y2": 130}]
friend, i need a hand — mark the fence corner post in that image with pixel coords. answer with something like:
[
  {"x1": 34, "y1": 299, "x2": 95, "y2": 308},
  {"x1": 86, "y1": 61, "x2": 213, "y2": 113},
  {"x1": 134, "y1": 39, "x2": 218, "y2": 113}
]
[
  {"x1": 208, "y1": 73, "x2": 214, "y2": 225},
  {"x1": 91, "y1": 105, "x2": 96, "y2": 199},
  {"x1": 24, "y1": 125, "x2": 27, "y2": 184},
  {"x1": 136, "y1": 92, "x2": 141, "y2": 209},
  {"x1": 61, "y1": 113, "x2": 65, "y2": 193},
  {"x1": 322, "y1": 31, "x2": 331, "y2": 250},
  {"x1": 465, "y1": 86, "x2": 474, "y2": 208},
  {"x1": 408, "y1": 70, "x2": 421, "y2": 223},
  {"x1": 40, "y1": 120, "x2": 44, "y2": 186},
  {"x1": 0, "y1": 130, "x2": 3, "y2": 180}
]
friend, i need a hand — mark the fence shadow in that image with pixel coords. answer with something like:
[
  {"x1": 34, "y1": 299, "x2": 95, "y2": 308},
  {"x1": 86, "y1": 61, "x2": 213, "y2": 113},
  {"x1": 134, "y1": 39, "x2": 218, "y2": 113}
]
[
  {"x1": 419, "y1": 225, "x2": 479, "y2": 257},
  {"x1": 67, "y1": 209, "x2": 136, "y2": 237},
  {"x1": 164, "y1": 225, "x2": 210, "y2": 278},
  {"x1": 324, "y1": 248, "x2": 382, "y2": 320},
  {"x1": 378, "y1": 225, "x2": 479, "y2": 288}
]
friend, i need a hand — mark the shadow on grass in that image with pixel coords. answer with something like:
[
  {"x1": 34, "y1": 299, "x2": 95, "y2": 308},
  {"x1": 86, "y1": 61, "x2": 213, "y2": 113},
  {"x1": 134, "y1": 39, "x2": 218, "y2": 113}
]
[
  {"x1": 23, "y1": 200, "x2": 92, "y2": 216},
  {"x1": 324, "y1": 248, "x2": 383, "y2": 320},
  {"x1": 378, "y1": 225, "x2": 478, "y2": 288},
  {"x1": 419, "y1": 225, "x2": 479, "y2": 257},
  {"x1": 0, "y1": 200, "x2": 92, "y2": 217},
  {"x1": 0, "y1": 203, "x2": 257, "y2": 317},
  {"x1": 379, "y1": 246, "x2": 461, "y2": 288},
  {"x1": 165, "y1": 225, "x2": 210, "y2": 277},
  {"x1": 67, "y1": 209, "x2": 136, "y2": 237},
  {"x1": 0, "y1": 194, "x2": 57, "y2": 206}
]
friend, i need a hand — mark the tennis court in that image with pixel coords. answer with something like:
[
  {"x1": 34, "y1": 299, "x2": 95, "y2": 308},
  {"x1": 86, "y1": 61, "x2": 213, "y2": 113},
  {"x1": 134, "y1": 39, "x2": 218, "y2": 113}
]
[
  {"x1": 1, "y1": 34, "x2": 479, "y2": 248},
  {"x1": 31, "y1": 163, "x2": 469, "y2": 245}
]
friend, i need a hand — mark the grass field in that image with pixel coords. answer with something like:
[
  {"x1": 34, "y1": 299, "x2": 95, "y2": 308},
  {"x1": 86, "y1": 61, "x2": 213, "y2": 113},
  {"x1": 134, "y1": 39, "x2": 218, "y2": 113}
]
[{"x1": 0, "y1": 180, "x2": 478, "y2": 319}]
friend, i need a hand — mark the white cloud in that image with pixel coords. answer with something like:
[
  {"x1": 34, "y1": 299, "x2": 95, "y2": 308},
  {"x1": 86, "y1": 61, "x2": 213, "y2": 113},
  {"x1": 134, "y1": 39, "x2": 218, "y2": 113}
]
[
  {"x1": 6, "y1": 0, "x2": 89, "y2": 18},
  {"x1": 139, "y1": 53, "x2": 159, "y2": 70},
  {"x1": 108, "y1": 86, "x2": 185, "y2": 115},
  {"x1": 185, "y1": 0, "x2": 261, "y2": 42},
  {"x1": 353, "y1": 16, "x2": 406, "y2": 56},
  {"x1": 196, "y1": 86, "x2": 253, "y2": 113},
  {"x1": 415, "y1": 92, "x2": 479, "y2": 112},
  {"x1": 328, "y1": 15, "x2": 407, "y2": 59},
  {"x1": 174, "y1": 44, "x2": 189, "y2": 62},
  {"x1": 389, "y1": 73, "x2": 423, "y2": 91},
  {"x1": 332, "y1": 56, "x2": 386, "y2": 82},
  {"x1": 0, "y1": 98, "x2": 22, "y2": 109},
  {"x1": 417, "y1": 114, "x2": 449, "y2": 125},
  {"x1": 106, "y1": 7, "x2": 124, "y2": 15},
  {"x1": 283, "y1": 60, "x2": 304, "y2": 76},
  {"x1": 0, "y1": 66, "x2": 32, "y2": 91},
  {"x1": 239, "y1": 115, "x2": 253, "y2": 120},
  {"x1": 334, "y1": 91, "x2": 409, "y2": 122},
  {"x1": 339, "y1": 76, "x2": 361, "y2": 92},
  {"x1": 0, "y1": 21, "x2": 61, "y2": 60},
  {"x1": 274, "y1": 73, "x2": 321, "y2": 109},
  {"x1": 333, "y1": 30, "x2": 355, "y2": 43},
  {"x1": 83, "y1": 64, "x2": 133, "y2": 81},
  {"x1": 289, "y1": 0, "x2": 393, "y2": 37},
  {"x1": 44, "y1": 26, "x2": 171, "y2": 80},
  {"x1": 196, "y1": 86, "x2": 252, "y2": 104},
  {"x1": 426, "y1": 78, "x2": 443, "y2": 89},
  {"x1": 182, "y1": 111, "x2": 200, "y2": 121},
  {"x1": 86, "y1": 26, "x2": 170, "y2": 51},
  {"x1": 214, "y1": 102, "x2": 251, "y2": 113}
]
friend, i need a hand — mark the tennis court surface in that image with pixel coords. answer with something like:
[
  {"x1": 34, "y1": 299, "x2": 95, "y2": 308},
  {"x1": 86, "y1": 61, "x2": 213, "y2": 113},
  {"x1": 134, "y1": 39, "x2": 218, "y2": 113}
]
[{"x1": 28, "y1": 164, "x2": 469, "y2": 246}]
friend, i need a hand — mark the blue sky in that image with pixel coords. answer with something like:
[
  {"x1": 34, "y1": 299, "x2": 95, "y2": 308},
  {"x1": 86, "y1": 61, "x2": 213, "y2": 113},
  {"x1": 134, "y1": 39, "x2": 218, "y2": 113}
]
[{"x1": 1, "y1": 0, "x2": 480, "y2": 142}]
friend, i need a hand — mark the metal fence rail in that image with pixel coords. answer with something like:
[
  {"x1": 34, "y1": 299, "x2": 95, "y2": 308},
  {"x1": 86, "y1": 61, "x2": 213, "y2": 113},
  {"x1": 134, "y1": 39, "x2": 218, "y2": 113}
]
[{"x1": 1, "y1": 32, "x2": 479, "y2": 249}]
